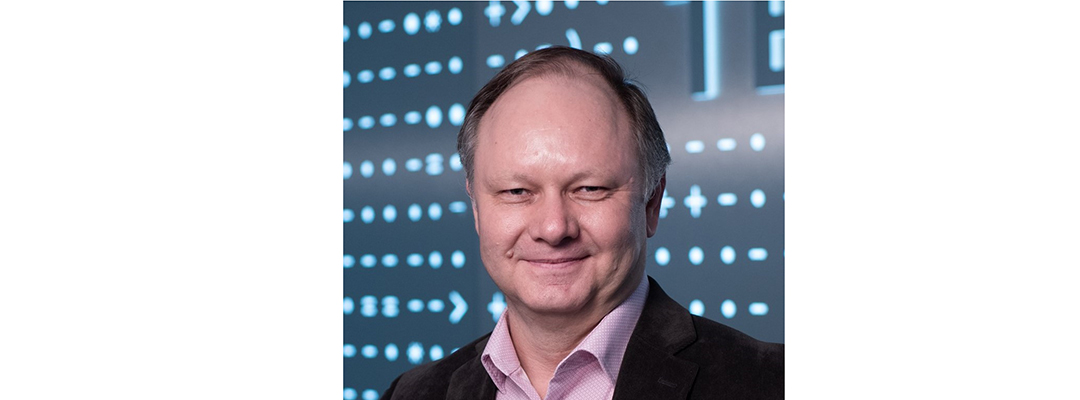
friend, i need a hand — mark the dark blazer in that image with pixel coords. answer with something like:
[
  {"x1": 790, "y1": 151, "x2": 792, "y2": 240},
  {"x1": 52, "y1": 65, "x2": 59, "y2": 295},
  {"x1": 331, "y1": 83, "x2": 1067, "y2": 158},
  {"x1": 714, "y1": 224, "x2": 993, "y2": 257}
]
[{"x1": 382, "y1": 277, "x2": 784, "y2": 399}]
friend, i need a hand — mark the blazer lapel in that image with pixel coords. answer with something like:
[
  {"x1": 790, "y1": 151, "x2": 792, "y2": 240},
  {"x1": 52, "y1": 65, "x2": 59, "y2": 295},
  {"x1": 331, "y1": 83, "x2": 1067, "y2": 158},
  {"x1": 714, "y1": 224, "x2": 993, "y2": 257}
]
[
  {"x1": 612, "y1": 277, "x2": 700, "y2": 400},
  {"x1": 446, "y1": 338, "x2": 498, "y2": 400}
]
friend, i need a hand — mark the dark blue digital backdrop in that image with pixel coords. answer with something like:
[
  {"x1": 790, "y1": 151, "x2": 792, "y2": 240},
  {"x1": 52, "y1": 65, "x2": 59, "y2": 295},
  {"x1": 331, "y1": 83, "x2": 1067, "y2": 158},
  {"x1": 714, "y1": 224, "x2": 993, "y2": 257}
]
[{"x1": 344, "y1": 2, "x2": 784, "y2": 399}]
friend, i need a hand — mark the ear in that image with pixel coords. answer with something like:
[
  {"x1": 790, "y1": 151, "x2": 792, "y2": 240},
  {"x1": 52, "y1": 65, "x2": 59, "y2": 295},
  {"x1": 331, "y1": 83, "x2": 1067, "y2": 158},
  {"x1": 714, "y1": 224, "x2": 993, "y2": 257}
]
[
  {"x1": 644, "y1": 174, "x2": 666, "y2": 238},
  {"x1": 466, "y1": 179, "x2": 480, "y2": 235}
]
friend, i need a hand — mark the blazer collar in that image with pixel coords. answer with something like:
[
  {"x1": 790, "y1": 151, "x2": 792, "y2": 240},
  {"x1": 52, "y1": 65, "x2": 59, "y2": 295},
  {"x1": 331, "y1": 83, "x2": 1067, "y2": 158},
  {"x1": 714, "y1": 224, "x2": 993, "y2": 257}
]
[{"x1": 446, "y1": 336, "x2": 498, "y2": 400}]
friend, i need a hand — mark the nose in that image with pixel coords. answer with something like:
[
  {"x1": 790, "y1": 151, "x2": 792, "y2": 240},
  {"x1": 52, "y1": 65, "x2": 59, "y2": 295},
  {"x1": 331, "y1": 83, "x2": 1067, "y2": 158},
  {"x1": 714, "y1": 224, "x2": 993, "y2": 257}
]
[{"x1": 529, "y1": 194, "x2": 580, "y2": 246}]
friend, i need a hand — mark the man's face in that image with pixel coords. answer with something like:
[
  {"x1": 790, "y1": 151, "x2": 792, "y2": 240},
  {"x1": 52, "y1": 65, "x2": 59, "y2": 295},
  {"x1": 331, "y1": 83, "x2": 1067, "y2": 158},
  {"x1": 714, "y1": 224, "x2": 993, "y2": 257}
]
[{"x1": 469, "y1": 73, "x2": 664, "y2": 319}]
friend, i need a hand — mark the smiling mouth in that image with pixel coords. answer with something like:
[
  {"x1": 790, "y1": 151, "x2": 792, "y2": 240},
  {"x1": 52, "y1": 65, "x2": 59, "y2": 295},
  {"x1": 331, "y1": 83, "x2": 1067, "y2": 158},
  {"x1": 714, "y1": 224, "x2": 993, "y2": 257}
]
[{"x1": 524, "y1": 256, "x2": 588, "y2": 269}]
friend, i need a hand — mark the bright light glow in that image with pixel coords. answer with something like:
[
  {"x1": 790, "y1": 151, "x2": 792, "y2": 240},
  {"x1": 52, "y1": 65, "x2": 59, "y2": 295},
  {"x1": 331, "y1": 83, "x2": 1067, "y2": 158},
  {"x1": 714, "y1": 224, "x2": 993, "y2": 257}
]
[
  {"x1": 565, "y1": 28, "x2": 581, "y2": 49},
  {"x1": 769, "y1": 0, "x2": 784, "y2": 16},
  {"x1": 450, "y1": 153, "x2": 462, "y2": 171},
  {"x1": 692, "y1": 0, "x2": 719, "y2": 101},
  {"x1": 623, "y1": 36, "x2": 639, "y2": 55},
  {"x1": 425, "y1": 10, "x2": 442, "y2": 32},
  {"x1": 750, "y1": 189, "x2": 766, "y2": 208},
  {"x1": 449, "y1": 103, "x2": 465, "y2": 126},
  {"x1": 360, "y1": 255, "x2": 376, "y2": 268},
  {"x1": 597, "y1": 0, "x2": 608, "y2": 4},
  {"x1": 683, "y1": 185, "x2": 707, "y2": 218},
  {"x1": 408, "y1": 204, "x2": 422, "y2": 221},
  {"x1": 749, "y1": 302, "x2": 769, "y2": 316},
  {"x1": 769, "y1": 30, "x2": 784, "y2": 72},
  {"x1": 343, "y1": 162, "x2": 352, "y2": 179},
  {"x1": 404, "y1": 13, "x2": 420, "y2": 35},
  {"x1": 655, "y1": 247, "x2": 670, "y2": 266},
  {"x1": 379, "y1": 67, "x2": 396, "y2": 81},
  {"x1": 717, "y1": 193, "x2": 736, "y2": 206},
  {"x1": 407, "y1": 252, "x2": 423, "y2": 266},
  {"x1": 750, "y1": 133, "x2": 766, "y2": 151},
  {"x1": 361, "y1": 344, "x2": 377, "y2": 358},
  {"x1": 717, "y1": 138, "x2": 736, "y2": 151},
  {"x1": 343, "y1": 25, "x2": 350, "y2": 42},
  {"x1": 430, "y1": 345, "x2": 445, "y2": 360},
  {"x1": 720, "y1": 246, "x2": 735, "y2": 265},
  {"x1": 343, "y1": 118, "x2": 353, "y2": 132},
  {"x1": 537, "y1": 0, "x2": 553, "y2": 15},
  {"x1": 689, "y1": 300, "x2": 704, "y2": 316},
  {"x1": 404, "y1": 64, "x2": 421, "y2": 77},
  {"x1": 426, "y1": 105, "x2": 443, "y2": 128},
  {"x1": 404, "y1": 111, "x2": 421, "y2": 125},
  {"x1": 379, "y1": 113, "x2": 396, "y2": 127},
  {"x1": 689, "y1": 246, "x2": 704, "y2": 265},
  {"x1": 721, "y1": 299, "x2": 736, "y2": 319},
  {"x1": 405, "y1": 158, "x2": 422, "y2": 172},
  {"x1": 359, "y1": 160, "x2": 374, "y2": 178},
  {"x1": 358, "y1": 116, "x2": 374, "y2": 130},
  {"x1": 748, "y1": 248, "x2": 768, "y2": 261},
  {"x1": 425, "y1": 153, "x2": 444, "y2": 176},
  {"x1": 685, "y1": 140, "x2": 704, "y2": 153},
  {"x1": 358, "y1": 22, "x2": 372, "y2": 39},
  {"x1": 361, "y1": 390, "x2": 377, "y2": 400},
  {"x1": 487, "y1": 54, "x2": 505, "y2": 68},
  {"x1": 344, "y1": 297, "x2": 354, "y2": 314},
  {"x1": 593, "y1": 42, "x2": 613, "y2": 54},
  {"x1": 343, "y1": 254, "x2": 355, "y2": 268},
  {"x1": 381, "y1": 253, "x2": 398, "y2": 267},
  {"x1": 382, "y1": 158, "x2": 396, "y2": 176},
  {"x1": 344, "y1": 388, "x2": 357, "y2": 400},
  {"x1": 343, "y1": 344, "x2": 356, "y2": 358},
  {"x1": 407, "y1": 342, "x2": 425, "y2": 364},
  {"x1": 382, "y1": 205, "x2": 397, "y2": 223},
  {"x1": 407, "y1": 299, "x2": 424, "y2": 312},
  {"x1": 384, "y1": 344, "x2": 399, "y2": 361},
  {"x1": 428, "y1": 203, "x2": 442, "y2": 220},
  {"x1": 429, "y1": 251, "x2": 443, "y2": 268},
  {"x1": 515, "y1": 49, "x2": 528, "y2": 59},
  {"x1": 378, "y1": 19, "x2": 395, "y2": 33},
  {"x1": 358, "y1": 70, "x2": 374, "y2": 83},
  {"x1": 425, "y1": 61, "x2": 442, "y2": 75},
  {"x1": 427, "y1": 299, "x2": 445, "y2": 312},
  {"x1": 448, "y1": 201, "x2": 467, "y2": 213},
  {"x1": 448, "y1": 8, "x2": 463, "y2": 25},
  {"x1": 565, "y1": 0, "x2": 579, "y2": 9},
  {"x1": 342, "y1": 209, "x2": 354, "y2": 223},
  {"x1": 343, "y1": 71, "x2": 350, "y2": 88},
  {"x1": 360, "y1": 206, "x2": 374, "y2": 224},
  {"x1": 451, "y1": 250, "x2": 466, "y2": 268},
  {"x1": 448, "y1": 56, "x2": 463, "y2": 74}
]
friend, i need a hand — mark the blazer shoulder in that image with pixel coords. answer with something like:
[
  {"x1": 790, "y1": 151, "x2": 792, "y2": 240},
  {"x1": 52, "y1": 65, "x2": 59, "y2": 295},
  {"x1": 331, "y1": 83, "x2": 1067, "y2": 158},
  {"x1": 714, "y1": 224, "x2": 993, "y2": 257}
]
[
  {"x1": 382, "y1": 333, "x2": 491, "y2": 399},
  {"x1": 682, "y1": 315, "x2": 784, "y2": 398}
]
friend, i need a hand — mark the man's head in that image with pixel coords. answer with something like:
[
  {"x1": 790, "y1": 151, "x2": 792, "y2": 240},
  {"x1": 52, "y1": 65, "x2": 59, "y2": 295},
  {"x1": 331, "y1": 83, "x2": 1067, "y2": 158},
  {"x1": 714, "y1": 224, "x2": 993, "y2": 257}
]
[{"x1": 459, "y1": 47, "x2": 671, "y2": 320}]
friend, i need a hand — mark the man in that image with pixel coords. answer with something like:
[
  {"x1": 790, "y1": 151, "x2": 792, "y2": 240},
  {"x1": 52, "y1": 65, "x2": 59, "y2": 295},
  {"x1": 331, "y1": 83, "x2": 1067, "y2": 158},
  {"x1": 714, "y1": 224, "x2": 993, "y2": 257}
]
[{"x1": 383, "y1": 46, "x2": 783, "y2": 399}]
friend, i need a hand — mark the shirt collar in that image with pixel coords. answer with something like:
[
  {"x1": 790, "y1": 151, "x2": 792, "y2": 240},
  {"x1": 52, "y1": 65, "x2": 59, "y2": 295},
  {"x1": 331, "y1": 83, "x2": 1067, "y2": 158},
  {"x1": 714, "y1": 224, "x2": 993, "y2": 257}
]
[{"x1": 480, "y1": 275, "x2": 650, "y2": 389}]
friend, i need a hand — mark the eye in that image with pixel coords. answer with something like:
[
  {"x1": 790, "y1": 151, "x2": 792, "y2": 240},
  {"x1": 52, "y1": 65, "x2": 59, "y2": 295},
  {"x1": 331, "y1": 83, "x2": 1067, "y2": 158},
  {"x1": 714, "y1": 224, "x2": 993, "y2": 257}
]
[
  {"x1": 581, "y1": 186, "x2": 603, "y2": 192},
  {"x1": 506, "y1": 188, "x2": 526, "y2": 196},
  {"x1": 576, "y1": 186, "x2": 609, "y2": 200}
]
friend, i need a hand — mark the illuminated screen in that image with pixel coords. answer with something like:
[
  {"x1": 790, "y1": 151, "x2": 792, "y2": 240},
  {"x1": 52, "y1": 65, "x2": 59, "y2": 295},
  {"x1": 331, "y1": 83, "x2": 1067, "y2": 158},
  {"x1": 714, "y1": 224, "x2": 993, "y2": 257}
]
[{"x1": 343, "y1": 1, "x2": 784, "y2": 398}]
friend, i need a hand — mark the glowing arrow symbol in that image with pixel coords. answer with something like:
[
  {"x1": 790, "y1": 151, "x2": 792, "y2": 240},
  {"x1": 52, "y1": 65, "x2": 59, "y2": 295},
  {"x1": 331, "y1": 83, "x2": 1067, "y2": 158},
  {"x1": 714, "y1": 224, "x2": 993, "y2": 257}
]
[
  {"x1": 511, "y1": 0, "x2": 531, "y2": 25},
  {"x1": 448, "y1": 291, "x2": 468, "y2": 324}
]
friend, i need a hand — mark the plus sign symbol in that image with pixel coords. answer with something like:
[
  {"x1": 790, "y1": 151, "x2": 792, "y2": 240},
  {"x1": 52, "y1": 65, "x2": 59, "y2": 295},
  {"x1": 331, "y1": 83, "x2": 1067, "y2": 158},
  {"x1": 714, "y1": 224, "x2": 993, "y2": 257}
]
[
  {"x1": 485, "y1": 0, "x2": 506, "y2": 27},
  {"x1": 683, "y1": 184, "x2": 708, "y2": 218}
]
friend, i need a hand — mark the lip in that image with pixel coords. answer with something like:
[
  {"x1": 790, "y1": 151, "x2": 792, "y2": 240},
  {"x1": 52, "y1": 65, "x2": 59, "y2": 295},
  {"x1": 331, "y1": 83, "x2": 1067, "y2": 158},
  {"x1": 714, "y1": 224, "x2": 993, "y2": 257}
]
[{"x1": 523, "y1": 255, "x2": 588, "y2": 269}]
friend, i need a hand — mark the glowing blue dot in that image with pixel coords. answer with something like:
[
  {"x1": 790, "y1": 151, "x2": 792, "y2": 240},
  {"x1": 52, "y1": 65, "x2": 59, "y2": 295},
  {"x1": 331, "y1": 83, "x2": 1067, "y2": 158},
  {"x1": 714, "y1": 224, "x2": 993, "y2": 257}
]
[
  {"x1": 343, "y1": 25, "x2": 350, "y2": 42},
  {"x1": 448, "y1": 103, "x2": 465, "y2": 126},
  {"x1": 381, "y1": 253, "x2": 398, "y2": 267},
  {"x1": 717, "y1": 138, "x2": 736, "y2": 151},
  {"x1": 430, "y1": 345, "x2": 445, "y2": 360},
  {"x1": 343, "y1": 209, "x2": 354, "y2": 223},
  {"x1": 448, "y1": 56, "x2": 463, "y2": 74},
  {"x1": 486, "y1": 54, "x2": 505, "y2": 68},
  {"x1": 358, "y1": 70, "x2": 374, "y2": 83},
  {"x1": 404, "y1": 111, "x2": 421, "y2": 125},
  {"x1": 361, "y1": 390, "x2": 378, "y2": 400},
  {"x1": 379, "y1": 113, "x2": 397, "y2": 127},
  {"x1": 358, "y1": 22, "x2": 372, "y2": 39},
  {"x1": 407, "y1": 253, "x2": 423, "y2": 267},
  {"x1": 448, "y1": 8, "x2": 462, "y2": 25},
  {"x1": 360, "y1": 206, "x2": 374, "y2": 223},
  {"x1": 384, "y1": 343, "x2": 399, "y2": 361},
  {"x1": 425, "y1": 153, "x2": 444, "y2": 176},
  {"x1": 360, "y1": 296, "x2": 377, "y2": 316},
  {"x1": 515, "y1": 49, "x2": 528, "y2": 59},
  {"x1": 426, "y1": 105, "x2": 443, "y2": 128},
  {"x1": 749, "y1": 302, "x2": 769, "y2": 316},
  {"x1": 407, "y1": 299, "x2": 424, "y2": 312},
  {"x1": 344, "y1": 388, "x2": 357, "y2": 400},
  {"x1": 403, "y1": 64, "x2": 421, "y2": 77},
  {"x1": 597, "y1": 0, "x2": 608, "y2": 4},
  {"x1": 343, "y1": 71, "x2": 351, "y2": 88},
  {"x1": 769, "y1": 0, "x2": 784, "y2": 17},
  {"x1": 721, "y1": 299, "x2": 736, "y2": 319},
  {"x1": 343, "y1": 344, "x2": 356, "y2": 358},
  {"x1": 405, "y1": 158, "x2": 422, "y2": 172},
  {"x1": 689, "y1": 246, "x2": 704, "y2": 265},
  {"x1": 361, "y1": 344, "x2": 377, "y2": 358},
  {"x1": 428, "y1": 203, "x2": 442, "y2": 220},
  {"x1": 382, "y1": 158, "x2": 396, "y2": 176},
  {"x1": 450, "y1": 153, "x2": 462, "y2": 171},
  {"x1": 593, "y1": 42, "x2": 613, "y2": 55},
  {"x1": 566, "y1": 0, "x2": 579, "y2": 9},
  {"x1": 403, "y1": 13, "x2": 420, "y2": 35},
  {"x1": 750, "y1": 133, "x2": 766, "y2": 151},
  {"x1": 428, "y1": 299, "x2": 445, "y2": 312},
  {"x1": 429, "y1": 251, "x2": 443, "y2": 268},
  {"x1": 448, "y1": 201, "x2": 467, "y2": 213},
  {"x1": 381, "y1": 296, "x2": 399, "y2": 317},
  {"x1": 655, "y1": 247, "x2": 670, "y2": 266},
  {"x1": 720, "y1": 246, "x2": 736, "y2": 265},
  {"x1": 451, "y1": 250, "x2": 465, "y2": 268},
  {"x1": 343, "y1": 162, "x2": 352, "y2": 179},
  {"x1": 407, "y1": 342, "x2": 425, "y2": 364},
  {"x1": 359, "y1": 160, "x2": 374, "y2": 178},
  {"x1": 750, "y1": 189, "x2": 766, "y2": 208},
  {"x1": 343, "y1": 254, "x2": 355, "y2": 268},
  {"x1": 343, "y1": 118, "x2": 353, "y2": 132},
  {"x1": 425, "y1": 61, "x2": 442, "y2": 75},
  {"x1": 360, "y1": 254, "x2": 377, "y2": 268},
  {"x1": 358, "y1": 116, "x2": 374, "y2": 129},
  {"x1": 378, "y1": 19, "x2": 395, "y2": 33},
  {"x1": 717, "y1": 193, "x2": 737, "y2": 206},
  {"x1": 623, "y1": 36, "x2": 639, "y2": 55},
  {"x1": 344, "y1": 297, "x2": 354, "y2": 315},
  {"x1": 748, "y1": 248, "x2": 768, "y2": 261},
  {"x1": 382, "y1": 205, "x2": 397, "y2": 223},
  {"x1": 689, "y1": 299, "x2": 704, "y2": 316},
  {"x1": 424, "y1": 10, "x2": 441, "y2": 32},
  {"x1": 536, "y1": 0, "x2": 553, "y2": 15},
  {"x1": 379, "y1": 67, "x2": 396, "y2": 81},
  {"x1": 408, "y1": 204, "x2": 422, "y2": 221},
  {"x1": 535, "y1": 43, "x2": 551, "y2": 50},
  {"x1": 685, "y1": 140, "x2": 704, "y2": 153}
]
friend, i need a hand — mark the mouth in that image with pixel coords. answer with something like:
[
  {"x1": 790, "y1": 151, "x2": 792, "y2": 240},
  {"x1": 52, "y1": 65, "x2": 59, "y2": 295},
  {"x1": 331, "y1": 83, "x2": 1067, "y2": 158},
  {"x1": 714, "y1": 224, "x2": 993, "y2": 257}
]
[{"x1": 523, "y1": 255, "x2": 588, "y2": 269}]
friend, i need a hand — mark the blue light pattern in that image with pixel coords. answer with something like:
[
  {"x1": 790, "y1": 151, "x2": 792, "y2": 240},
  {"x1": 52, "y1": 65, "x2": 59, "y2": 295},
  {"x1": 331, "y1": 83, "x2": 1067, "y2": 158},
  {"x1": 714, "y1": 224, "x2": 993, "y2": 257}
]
[
  {"x1": 749, "y1": 302, "x2": 769, "y2": 316},
  {"x1": 655, "y1": 247, "x2": 670, "y2": 266},
  {"x1": 689, "y1": 299, "x2": 704, "y2": 316},
  {"x1": 721, "y1": 299, "x2": 736, "y2": 319}
]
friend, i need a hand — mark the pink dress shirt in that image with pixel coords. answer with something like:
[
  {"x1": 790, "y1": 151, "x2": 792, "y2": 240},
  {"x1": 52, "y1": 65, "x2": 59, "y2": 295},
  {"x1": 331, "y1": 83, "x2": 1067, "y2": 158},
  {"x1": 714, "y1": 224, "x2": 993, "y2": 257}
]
[{"x1": 480, "y1": 276, "x2": 649, "y2": 400}]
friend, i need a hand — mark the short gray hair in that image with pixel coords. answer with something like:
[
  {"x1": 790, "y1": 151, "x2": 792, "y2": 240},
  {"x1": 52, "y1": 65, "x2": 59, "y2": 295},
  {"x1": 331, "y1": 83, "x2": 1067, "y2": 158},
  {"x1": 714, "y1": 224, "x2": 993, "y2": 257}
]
[{"x1": 457, "y1": 46, "x2": 671, "y2": 201}]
